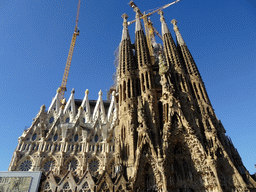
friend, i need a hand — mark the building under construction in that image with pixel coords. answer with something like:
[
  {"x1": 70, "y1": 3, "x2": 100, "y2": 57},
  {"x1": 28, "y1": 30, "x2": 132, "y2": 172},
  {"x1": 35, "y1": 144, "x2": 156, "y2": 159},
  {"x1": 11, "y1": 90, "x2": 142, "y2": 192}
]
[{"x1": 8, "y1": 1, "x2": 256, "y2": 191}]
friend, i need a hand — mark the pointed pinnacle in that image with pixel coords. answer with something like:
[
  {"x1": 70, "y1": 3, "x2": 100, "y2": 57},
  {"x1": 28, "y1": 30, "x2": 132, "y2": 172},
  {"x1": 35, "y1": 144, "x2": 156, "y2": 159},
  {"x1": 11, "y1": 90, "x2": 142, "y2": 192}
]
[
  {"x1": 158, "y1": 10, "x2": 165, "y2": 22},
  {"x1": 171, "y1": 19, "x2": 185, "y2": 45},
  {"x1": 99, "y1": 90, "x2": 103, "y2": 96},
  {"x1": 171, "y1": 19, "x2": 178, "y2": 31},
  {"x1": 57, "y1": 87, "x2": 61, "y2": 93},
  {"x1": 134, "y1": 7, "x2": 142, "y2": 32},
  {"x1": 159, "y1": 10, "x2": 169, "y2": 36},
  {"x1": 122, "y1": 13, "x2": 128, "y2": 27},
  {"x1": 134, "y1": 7, "x2": 140, "y2": 18}
]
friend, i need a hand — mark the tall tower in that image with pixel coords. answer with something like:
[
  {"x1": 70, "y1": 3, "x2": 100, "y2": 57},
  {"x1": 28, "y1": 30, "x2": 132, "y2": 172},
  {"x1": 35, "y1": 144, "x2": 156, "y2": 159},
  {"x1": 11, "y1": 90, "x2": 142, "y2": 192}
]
[
  {"x1": 134, "y1": 7, "x2": 161, "y2": 157},
  {"x1": 116, "y1": 13, "x2": 138, "y2": 178}
]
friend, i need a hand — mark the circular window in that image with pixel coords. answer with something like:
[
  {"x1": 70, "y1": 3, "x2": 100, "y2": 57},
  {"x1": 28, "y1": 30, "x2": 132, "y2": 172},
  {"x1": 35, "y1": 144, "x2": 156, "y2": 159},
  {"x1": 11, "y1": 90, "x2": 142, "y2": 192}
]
[
  {"x1": 65, "y1": 117, "x2": 70, "y2": 123},
  {"x1": 53, "y1": 134, "x2": 58, "y2": 141},
  {"x1": 44, "y1": 160, "x2": 55, "y2": 172},
  {"x1": 74, "y1": 134, "x2": 78, "y2": 142},
  {"x1": 67, "y1": 159, "x2": 78, "y2": 171},
  {"x1": 89, "y1": 159, "x2": 99, "y2": 176},
  {"x1": 20, "y1": 160, "x2": 32, "y2": 171},
  {"x1": 32, "y1": 133, "x2": 37, "y2": 141},
  {"x1": 49, "y1": 117, "x2": 54, "y2": 124}
]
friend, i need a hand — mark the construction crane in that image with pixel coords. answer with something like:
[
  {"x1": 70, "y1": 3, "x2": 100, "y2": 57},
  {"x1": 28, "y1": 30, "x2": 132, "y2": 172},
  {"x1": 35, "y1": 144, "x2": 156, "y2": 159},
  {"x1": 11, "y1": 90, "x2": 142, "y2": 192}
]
[
  {"x1": 59, "y1": 0, "x2": 81, "y2": 99},
  {"x1": 128, "y1": 0, "x2": 181, "y2": 57}
]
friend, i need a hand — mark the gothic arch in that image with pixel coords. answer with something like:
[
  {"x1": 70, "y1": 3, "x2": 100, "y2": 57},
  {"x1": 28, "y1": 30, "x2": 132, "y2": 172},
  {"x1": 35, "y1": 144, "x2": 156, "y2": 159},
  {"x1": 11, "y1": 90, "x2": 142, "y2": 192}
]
[
  {"x1": 106, "y1": 158, "x2": 115, "y2": 178},
  {"x1": 77, "y1": 171, "x2": 95, "y2": 192},
  {"x1": 134, "y1": 161, "x2": 157, "y2": 192},
  {"x1": 40, "y1": 156, "x2": 58, "y2": 172},
  {"x1": 42, "y1": 182, "x2": 53, "y2": 192},
  {"x1": 96, "y1": 171, "x2": 114, "y2": 192},
  {"x1": 63, "y1": 156, "x2": 80, "y2": 175},
  {"x1": 16, "y1": 155, "x2": 35, "y2": 171},
  {"x1": 88, "y1": 157, "x2": 101, "y2": 178}
]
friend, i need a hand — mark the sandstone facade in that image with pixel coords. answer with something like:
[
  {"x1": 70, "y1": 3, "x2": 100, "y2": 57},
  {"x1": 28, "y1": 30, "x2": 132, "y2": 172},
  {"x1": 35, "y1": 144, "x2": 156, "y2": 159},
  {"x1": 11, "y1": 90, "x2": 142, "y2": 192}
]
[{"x1": 9, "y1": 9, "x2": 256, "y2": 192}]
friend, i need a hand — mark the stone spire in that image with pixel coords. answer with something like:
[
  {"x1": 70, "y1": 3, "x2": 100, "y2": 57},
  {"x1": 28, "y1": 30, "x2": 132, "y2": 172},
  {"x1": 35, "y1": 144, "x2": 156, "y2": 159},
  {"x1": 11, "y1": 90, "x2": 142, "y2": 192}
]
[
  {"x1": 171, "y1": 19, "x2": 214, "y2": 121},
  {"x1": 119, "y1": 14, "x2": 135, "y2": 78},
  {"x1": 134, "y1": 7, "x2": 143, "y2": 32},
  {"x1": 134, "y1": 5, "x2": 161, "y2": 160},
  {"x1": 171, "y1": 19, "x2": 185, "y2": 46},
  {"x1": 171, "y1": 19, "x2": 201, "y2": 78},
  {"x1": 117, "y1": 13, "x2": 138, "y2": 177},
  {"x1": 121, "y1": 13, "x2": 130, "y2": 41},
  {"x1": 134, "y1": 7, "x2": 151, "y2": 69},
  {"x1": 159, "y1": 10, "x2": 170, "y2": 36},
  {"x1": 159, "y1": 11, "x2": 184, "y2": 75}
]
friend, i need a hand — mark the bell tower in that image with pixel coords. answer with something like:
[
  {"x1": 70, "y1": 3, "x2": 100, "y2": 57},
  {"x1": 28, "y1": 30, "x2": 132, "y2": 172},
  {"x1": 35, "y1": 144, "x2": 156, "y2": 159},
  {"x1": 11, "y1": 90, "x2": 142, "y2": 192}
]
[
  {"x1": 116, "y1": 13, "x2": 138, "y2": 178},
  {"x1": 134, "y1": 7, "x2": 161, "y2": 156}
]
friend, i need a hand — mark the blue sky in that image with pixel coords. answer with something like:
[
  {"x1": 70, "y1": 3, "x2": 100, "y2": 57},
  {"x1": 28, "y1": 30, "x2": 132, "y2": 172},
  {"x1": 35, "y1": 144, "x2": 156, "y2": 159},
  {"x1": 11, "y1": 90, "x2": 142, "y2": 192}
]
[{"x1": 0, "y1": 0, "x2": 255, "y2": 174}]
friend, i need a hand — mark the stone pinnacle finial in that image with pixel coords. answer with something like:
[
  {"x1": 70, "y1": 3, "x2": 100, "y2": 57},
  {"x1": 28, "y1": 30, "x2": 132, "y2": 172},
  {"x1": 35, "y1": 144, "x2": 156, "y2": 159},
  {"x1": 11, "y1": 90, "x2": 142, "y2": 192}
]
[
  {"x1": 57, "y1": 87, "x2": 61, "y2": 93},
  {"x1": 85, "y1": 89, "x2": 89, "y2": 95},
  {"x1": 171, "y1": 19, "x2": 185, "y2": 45},
  {"x1": 134, "y1": 7, "x2": 140, "y2": 17},
  {"x1": 122, "y1": 13, "x2": 128, "y2": 27},
  {"x1": 158, "y1": 10, "x2": 169, "y2": 36},
  {"x1": 71, "y1": 88, "x2": 75, "y2": 94},
  {"x1": 121, "y1": 13, "x2": 130, "y2": 41},
  {"x1": 171, "y1": 19, "x2": 179, "y2": 31},
  {"x1": 99, "y1": 90, "x2": 103, "y2": 96},
  {"x1": 134, "y1": 7, "x2": 142, "y2": 32},
  {"x1": 158, "y1": 10, "x2": 165, "y2": 22}
]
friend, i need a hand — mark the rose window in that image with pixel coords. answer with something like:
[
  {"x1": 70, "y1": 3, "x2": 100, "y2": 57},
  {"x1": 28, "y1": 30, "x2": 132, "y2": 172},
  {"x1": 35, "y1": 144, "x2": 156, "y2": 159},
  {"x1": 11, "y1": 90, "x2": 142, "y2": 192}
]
[
  {"x1": 44, "y1": 160, "x2": 55, "y2": 172},
  {"x1": 67, "y1": 159, "x2": 78, "y2": 171},
  {"x1": 89, "y1": 159, "x2": 99, "y2": 177},
  {"x1": 20, "y1": 160, "x2": 32, "y2": 171}
]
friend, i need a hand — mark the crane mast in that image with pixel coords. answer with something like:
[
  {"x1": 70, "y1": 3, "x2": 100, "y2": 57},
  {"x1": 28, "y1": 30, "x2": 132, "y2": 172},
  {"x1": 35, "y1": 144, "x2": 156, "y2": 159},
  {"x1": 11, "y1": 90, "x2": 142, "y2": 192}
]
[{"x1": 60, "y1": 0, "x2": 81, "y2": 99}]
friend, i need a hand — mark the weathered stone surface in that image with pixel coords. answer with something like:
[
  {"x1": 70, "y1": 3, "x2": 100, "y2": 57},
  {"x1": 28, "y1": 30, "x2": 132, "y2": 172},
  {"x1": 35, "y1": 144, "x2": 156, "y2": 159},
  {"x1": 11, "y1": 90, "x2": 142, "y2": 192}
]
[{"x1": 8, "y1": 10, "x2": 256, "y2": 192}]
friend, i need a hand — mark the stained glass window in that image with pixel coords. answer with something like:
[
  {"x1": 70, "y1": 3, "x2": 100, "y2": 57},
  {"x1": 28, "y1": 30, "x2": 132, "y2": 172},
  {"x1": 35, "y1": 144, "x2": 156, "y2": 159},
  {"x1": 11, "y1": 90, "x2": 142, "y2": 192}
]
[
  {"x1": 49, "y1": 117, "x2": 54, "y2": 124},
  {"x1": 82, "y1": 182, "x2": 89, "y2": 189},
  {"x1": 60, "y1": 182, "x2": 72, "y2": 192},
  {"x1": 44, "y1": 160, "x2": 55, "y2": 172},
  {"x1": 44, "y1": 182, "x2": 50, "y2": 189},
  {"x1": 94, "y1": 135, "x2": 98, "y2": 142},
  {"x1": 63, "y1": 182, "x2": 70, "y2": 189},
  {"x1": 100, "y1": 181, "x2": 109, "y2": 191},
  {"x1": 54, "y1": 134, "x2": 58, "y2": 141},
  {"x1": 74, "y1": 134, "x2": 79, "y2": 142},
  {"x1": 89, "y1": 159, "x2": 99, "y2": 177},
  {"x1": 20, "y1": 159, "x2": 32, "y2": 171},
  {"x1": 32, "y1": 133, "x2": 37, "y2": 141}
]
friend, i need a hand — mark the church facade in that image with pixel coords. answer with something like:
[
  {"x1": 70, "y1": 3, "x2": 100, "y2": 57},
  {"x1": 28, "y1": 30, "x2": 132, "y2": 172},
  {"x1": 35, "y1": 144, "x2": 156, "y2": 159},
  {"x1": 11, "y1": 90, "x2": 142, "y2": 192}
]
[{"x1": 8, "y1": 8, "x2": 256, "y2": 192}]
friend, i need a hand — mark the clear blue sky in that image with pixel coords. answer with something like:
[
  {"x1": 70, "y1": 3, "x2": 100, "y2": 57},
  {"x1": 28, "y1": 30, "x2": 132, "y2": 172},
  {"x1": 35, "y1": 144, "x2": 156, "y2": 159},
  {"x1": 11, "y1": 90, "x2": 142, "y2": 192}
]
[{"x1": 0, "y1": 0, "x2": 255, "y2": 174}]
